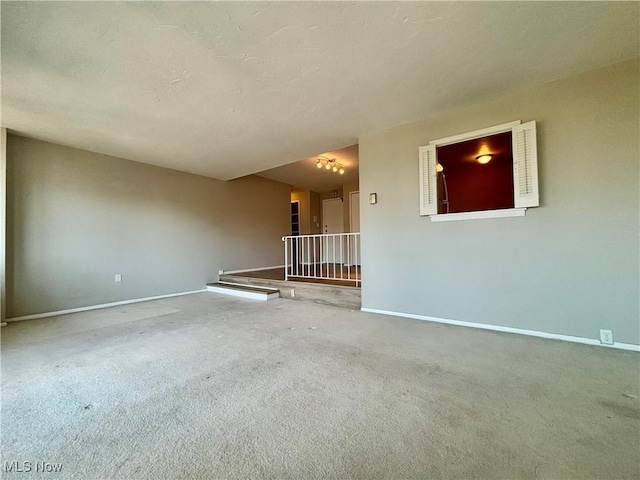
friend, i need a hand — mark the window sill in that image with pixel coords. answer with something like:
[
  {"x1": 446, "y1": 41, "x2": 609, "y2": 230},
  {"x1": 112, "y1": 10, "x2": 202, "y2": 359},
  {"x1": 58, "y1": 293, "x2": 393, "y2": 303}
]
[{"x1": 430, "y1": 208, "x2": 526, "y2": 222}]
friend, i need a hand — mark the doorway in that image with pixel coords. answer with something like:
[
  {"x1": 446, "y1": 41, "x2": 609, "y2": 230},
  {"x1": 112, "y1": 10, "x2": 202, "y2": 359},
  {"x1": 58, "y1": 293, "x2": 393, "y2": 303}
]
[{"x1": 291, "y1": 200, "x2": 300, "y2": 236}]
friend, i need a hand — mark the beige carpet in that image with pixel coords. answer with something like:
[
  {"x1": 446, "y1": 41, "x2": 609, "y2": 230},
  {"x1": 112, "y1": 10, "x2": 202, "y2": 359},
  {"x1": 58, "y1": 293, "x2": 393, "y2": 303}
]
[{"x1": 2, "y1": 293, "x2": 639, "y2": 479}]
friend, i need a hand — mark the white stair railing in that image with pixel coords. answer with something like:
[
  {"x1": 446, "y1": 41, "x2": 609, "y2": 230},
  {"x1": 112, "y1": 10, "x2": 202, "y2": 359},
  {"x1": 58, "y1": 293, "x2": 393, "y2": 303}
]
[{"x1": 282, "y1": 233, "x2": 361, "y2": 286}]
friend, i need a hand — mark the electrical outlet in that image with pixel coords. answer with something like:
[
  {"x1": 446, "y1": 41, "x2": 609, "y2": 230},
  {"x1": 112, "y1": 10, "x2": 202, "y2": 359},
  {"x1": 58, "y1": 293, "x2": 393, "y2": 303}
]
[
  {"x1": 114, "y1": 273, "x2": 122, "y2": 283},
  {"x1": 218, "y1": 270, "x2": 224, "y2": 275},
  {"x1": 600, "y1": 329, "x2": 613, "y2": 345},
  {"x1": 290, "y1": 289, "x2": 295, "y2": 298}
]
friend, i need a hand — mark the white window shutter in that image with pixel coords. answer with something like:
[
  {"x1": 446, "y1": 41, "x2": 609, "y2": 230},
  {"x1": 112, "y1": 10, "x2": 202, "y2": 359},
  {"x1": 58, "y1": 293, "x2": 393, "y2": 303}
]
[
  {"x1": 418, "y1": 145, "x2": 438, "y2": 216},
  {"x1": 512, "y1": 121, "x2": 539, "y2": 208}
]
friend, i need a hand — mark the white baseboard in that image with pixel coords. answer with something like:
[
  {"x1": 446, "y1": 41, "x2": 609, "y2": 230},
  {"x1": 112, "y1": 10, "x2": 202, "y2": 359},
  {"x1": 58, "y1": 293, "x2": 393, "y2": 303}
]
[
  {"x1": 222, "y1": 265, "x2": 284, "y2": 274},
  {"x1": 7, "y1": 289, "x2": 207, "y2": 322},
  {"x1": 361, "y1": 307, "x2": 640, "y2": 352}
]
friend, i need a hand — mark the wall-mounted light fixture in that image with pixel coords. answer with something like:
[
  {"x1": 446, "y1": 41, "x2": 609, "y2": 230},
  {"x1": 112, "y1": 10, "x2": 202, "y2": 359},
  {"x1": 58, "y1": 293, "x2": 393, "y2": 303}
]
[
  {"x1": 316, "y1": 156, "x2": 345, "y2": 175},
  {"x1": 476, "y1": 154, "x2": 493, "y2": 165}
]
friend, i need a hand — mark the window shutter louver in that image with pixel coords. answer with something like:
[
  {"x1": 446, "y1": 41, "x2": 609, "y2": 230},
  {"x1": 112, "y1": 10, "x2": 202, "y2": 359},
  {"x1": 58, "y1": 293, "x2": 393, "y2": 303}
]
[
  {"x1": 419, "y1": 145, "x2": 438, "y2": 216},
  {"x1": 512, "y1": 121, "x2": 539, "y2": 208}
]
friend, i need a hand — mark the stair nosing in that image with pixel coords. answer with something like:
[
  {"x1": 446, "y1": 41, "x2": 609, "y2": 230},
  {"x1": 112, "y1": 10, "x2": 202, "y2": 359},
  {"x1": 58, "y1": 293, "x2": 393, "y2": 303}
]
[{"x1": 207, "y1": 282, "x2": 279, "y2": 294}]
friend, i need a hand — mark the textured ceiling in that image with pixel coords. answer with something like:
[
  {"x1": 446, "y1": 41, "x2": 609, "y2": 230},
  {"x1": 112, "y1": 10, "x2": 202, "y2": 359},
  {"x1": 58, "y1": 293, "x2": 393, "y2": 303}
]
[
  {"x1": 257, "y1": 144, "x2": 359, "y2": 192},
  {"x1": 1, "y1": 2, "x2": 638, "y2": 180}
]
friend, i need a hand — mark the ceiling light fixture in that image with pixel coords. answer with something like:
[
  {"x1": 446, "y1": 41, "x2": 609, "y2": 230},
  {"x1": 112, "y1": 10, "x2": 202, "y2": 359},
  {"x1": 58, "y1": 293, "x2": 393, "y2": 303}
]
[
  {"x1": 476, "y1": 154, "x2": 493, "y2": 165},
  {"x1": 315, "y1": 156, "x2": 345, "y2": 175}
]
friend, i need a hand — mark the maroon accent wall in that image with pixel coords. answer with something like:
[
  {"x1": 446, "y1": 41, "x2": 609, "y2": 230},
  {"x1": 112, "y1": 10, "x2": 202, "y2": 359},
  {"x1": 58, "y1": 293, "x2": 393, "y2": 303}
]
[
  {"x1": 437, "y1": 131, "x2": 514, "y2": 213},
  {"x1": 441, "y1": 162, "x2": 514, "y2": 213}
]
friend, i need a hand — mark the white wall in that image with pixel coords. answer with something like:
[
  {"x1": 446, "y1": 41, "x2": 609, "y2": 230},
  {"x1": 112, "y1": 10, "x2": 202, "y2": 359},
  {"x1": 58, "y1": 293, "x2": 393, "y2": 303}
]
[
  {"x1": 359, "y1": 60, "x2": 639, "y2": 345},
  {"x1": 6, "y1": 135, "x2": 290, "y2": 318}
]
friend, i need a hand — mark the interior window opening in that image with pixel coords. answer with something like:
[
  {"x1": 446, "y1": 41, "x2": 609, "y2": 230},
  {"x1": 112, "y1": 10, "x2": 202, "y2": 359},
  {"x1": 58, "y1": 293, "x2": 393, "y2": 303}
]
[{"x1": 436, "y1": 131, "x2": 514, "y2": 215}]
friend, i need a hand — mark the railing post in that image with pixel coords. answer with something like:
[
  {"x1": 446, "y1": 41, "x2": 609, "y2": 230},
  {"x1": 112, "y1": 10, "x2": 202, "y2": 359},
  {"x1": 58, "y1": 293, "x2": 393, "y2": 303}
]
[
  {"x1": 356, "y1": 233, "x2": 360, "y2": 287},
  {"x1": 283, "y1": 236, "x2": 288, "y2": 281}
]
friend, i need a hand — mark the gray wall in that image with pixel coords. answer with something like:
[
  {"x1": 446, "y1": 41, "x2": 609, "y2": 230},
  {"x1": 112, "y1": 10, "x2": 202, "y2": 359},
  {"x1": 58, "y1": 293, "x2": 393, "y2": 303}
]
[
  {"x1": 291, "y1": 189, "x2": 322, "y2": 235},
  {"x1": 6, "y1": 136, "x2": 290, "y2": 318},
  {"x1": 1, "y1": 128, "x2": 6, "y2": 322},
  {"x1": 359, "y1": 60, "x2": 639, "y2": 345},
  {"x1": 342, "y1": 182, "x2": 359, "y2": 233},
  {"x1": 309, "y1": 191, "x2": 321, "y2": 235}
]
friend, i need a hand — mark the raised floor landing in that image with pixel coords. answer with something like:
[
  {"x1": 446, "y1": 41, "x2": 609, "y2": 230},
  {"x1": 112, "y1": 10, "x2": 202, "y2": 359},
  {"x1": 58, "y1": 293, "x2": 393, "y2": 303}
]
[
  {"x1": 219, "y1": 269, "x2": 361, "y2": 310},
  {"x1": 228, "y1": 266, "x2": 361, "y2": 288}
]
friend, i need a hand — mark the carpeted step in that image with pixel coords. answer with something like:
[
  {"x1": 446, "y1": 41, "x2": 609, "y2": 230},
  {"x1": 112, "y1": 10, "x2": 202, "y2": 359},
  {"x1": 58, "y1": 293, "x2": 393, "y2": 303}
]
[{"x1": 206, "y1": 282, "x2": 280, "y2": 301}]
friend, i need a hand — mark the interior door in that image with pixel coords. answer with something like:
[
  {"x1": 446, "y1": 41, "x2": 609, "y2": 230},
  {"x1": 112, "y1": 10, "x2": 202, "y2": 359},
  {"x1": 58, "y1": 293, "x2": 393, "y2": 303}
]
[{"x1": 322, "y1": 198, "x2": 344, "y2": 264}]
